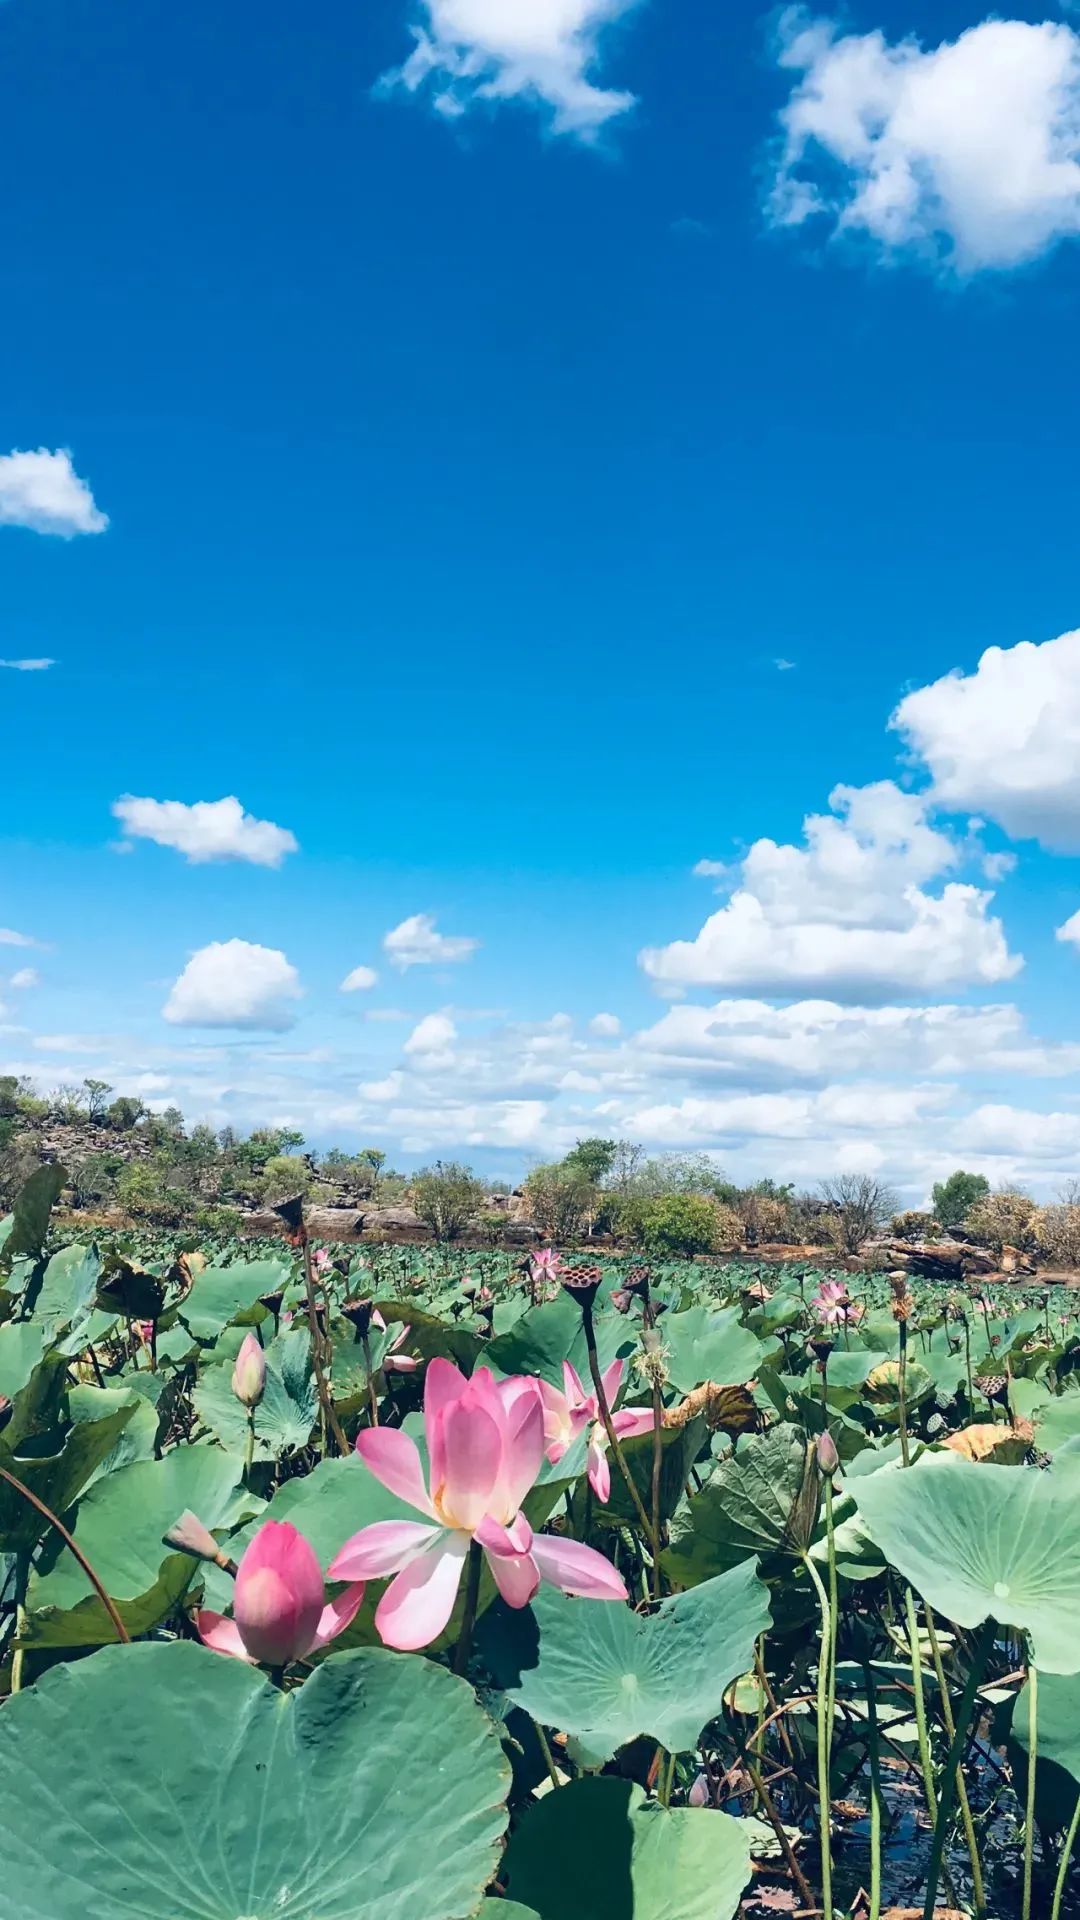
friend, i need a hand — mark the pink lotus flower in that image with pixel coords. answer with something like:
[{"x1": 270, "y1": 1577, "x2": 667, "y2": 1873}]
[
  {"x1": 231, "y1": 1332, "x2": 267, "y2": 1408},
  {"x1": 540, "y1": 1359, "x2": 654, "y2": 1504},
  {"x1": 312, "y1": 1247, "x2": 332, "y2": 1274},
  {"x1": 328, "y1": 1358, "x2": 628, "y2": 1650},
  {"x1": 811, "y1": 1280, "x2": 863, "y2": 1327},
  {"x1": 530, "y1": 1248, "x2": 563, "y2": 1284},
  {"x1": 197, "y1": 1520, "x2": 365, "y2": 1666},
  {"x1": 378, "y1": 1317, "x2": 422, "y2": 1374}
]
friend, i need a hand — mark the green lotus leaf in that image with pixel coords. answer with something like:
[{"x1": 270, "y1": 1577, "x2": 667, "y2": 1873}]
[
  {"x1": 178, "y1": 1258, "x2": 286, "y2": 1339},
  {"x1": 662, "y1": 1303, "x2": 764, "y2": 1396},
  {"x1": 855, "y1": 1450, "x2": 1080, "y2": 1672},
  {"x1": 482, "y1": 1559, "x2": 770, "y2": 1762},
  {"x1": 487, "y1": 1290, "x2": 629, "y2": 1388},
  {"x1": 502, "y1": 1777, "x2": 751, "y2": 1920},
  {"x1": 24, "y1": 1440, "x2": 248, "y2": 1646},
  {"x1": 594, "y1": 1417, "x2": 706, "y2": 1530},
  {"x1": 0, "y1": 1641, "x2": 510, "y2": 1919},
  {"x1": 663, "y1": 1423, "x2": 818, "y2": 1587},
  {"x1": 479, "y1": 1905, "x2": 541, "y2": 1919},
  {"x1": 33, "y1": 1241, "x2": 103, "y2": 1336},
  {"x1": 0, "y1": 1399, "x2": 139, "y2": 1552},
  {"x1": 0, "y1": 1162, "x2": 65, "y2": 1273},
  {"x1": 193, "y1": 1327, "x2": 318, "y2": 1459}
]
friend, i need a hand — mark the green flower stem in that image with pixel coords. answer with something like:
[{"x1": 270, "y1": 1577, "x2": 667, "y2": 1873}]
[
  {"x1": 802, "y1": 1549, "x2": 834, "y2": 1920},
  {"x1": 904, "y1": 1587, "x2": 940, "y2": 1829},
  {"x1": 863, "y1": 1659, "x2": 883, "y2": 1920},
  {"x1": 361, "y1": 1330, "x2": 379, "y2": 1428},
  {"x1": 925, "y1": 1606, "x2": 987, "y2": 1918},
  {"x1": 897, "y1": 1318, "x2": 911, "y2": 1467},
  {"x1": 825, "y1": 1477, "x2": 839, "y2": 1756},
  {"x1": 921, "y1": 1617, "x2": 994, "y2": 1920},
  {"x1": 534, "y1": 1720, "x2": 561, "y2": 1791},
  {"x1": 242, "y1": 1406, "x2": 256, "y2": 1486},
  {"x1": 581, "y1": 1302, "x2": 657, "y2": 1550},
  {"x1": 452, "y1": 1540, "x2": 483, "y2": 1678},
  {"x1": 1050, "y1": 1791, "x2": 1080, "y2": 1920},
  {"x1": 1023, "y1": 1657, "x2": 1038, "y2": 1920}
]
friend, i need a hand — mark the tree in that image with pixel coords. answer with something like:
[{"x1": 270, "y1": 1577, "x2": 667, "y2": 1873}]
[
  {"x1": 817, "y1": 1174, "x2": 898, "y2": 1254},
  {"x1": 411, "y1": 1161, "x2": 484, "y2": 1241},
  {"x1": 50, "y1": 1083, "x2": 89, "y2": 1124},
  {"x1": 932, "y1": 1169, "x2": 991, "y2": 1231},
  {"x1": 965, "y1": 1188, "x2": 1037, "y2": 1254},
  {"x1": 255, "y1": 1155, "x2": 314, "y2": 1206},
  {"x1": 561, "y1": 1138, "x2": 617, "y2": 1185},
  {"x1": 106, "y1": 1095, "x2": 144, "y2": 1131},
  {"x1": 626, "y1": 1193, "x2": 722, "y2": 1257},
  {"x1": 83, "y1": 1079, "x2": 113, "y2": 1123},
  {"x1": 0, "y1": 1076, "x2": 20, "y2": 1120},
  {"x1": 523, "y1": 1163, "x2": 596, "y2": 1243}
]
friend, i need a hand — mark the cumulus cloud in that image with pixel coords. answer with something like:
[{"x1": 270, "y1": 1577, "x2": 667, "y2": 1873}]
[
  {"x1": 0, "y1": 448, "x2": 108, "y2": 537},
  {"x1": 0, "y1": 928, "x2": 38, "y2": 948},
  {"x1": 112, "y1": 795, "x2": 298, "y2": 868},
  {"x1": 964, "y1": 1103, "x2": 1080, "y2": 1158},
  {"x1": 341, "y1": 965, "x2": 379, "y2": 992},
  {"x1": 639, "y1": 781, "x2": 1020, "y2": 998},
  {"x1": 589, "y1": 1011, "x2": 621, "y2": 1036},
  {"x1": 622, "y1": 1082, "x2": 950, "y2": 1148},
  {"x1": 381, "y1": 0, "x2": 639, "y2": 136},
  {"x1": 383, "y1": 913, "x2": 479, "y2": 970},
  {"x1": 894, "y1": 628, "x2": 1080, "y2": 851},
  {"x1": 0, "y1": 658, "x2": 55, "y2": 672},
  {"x1": 8, "y1": 969, "x2": 38, "y2": 990},
  {"x1": 769, "y1": 13, "x2": 1080, "y2": 273},
  {"x1": 404, "y1": 1012, "x2": 459, "y2": 1065},
  {"x1": 163, "y1": 940, "x2": 303, "y2": 1031}
]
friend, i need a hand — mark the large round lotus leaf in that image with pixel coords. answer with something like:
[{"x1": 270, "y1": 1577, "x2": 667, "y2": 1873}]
[
  {"x1": 0, "y1": 1641, "x2": 510, "y2": 1919},
  {"x1": 25, "y1": 1441, "x2": 249, "y2": 1646},
  {"x1": 193, "y1": 1328, "x2": 318, "y2": 1460},
  {"x1": 179, "y1": 1258, "x2": 288, "y2": 1339},
  {"x1": 0, "y1": 1398, "x2": 139, "y2": 1552},
  {"x1": 855, "y1": 1450, "x2": 1080, "y2": 1672},
  {"x1": 486, "y1": 1291, "x2": 629, "y2": 1388},
  {"x1": 1008, "y1": 1669, "x2": 1080, "y2": 1833},
  {"x1": 502, "y1": 1778, "x2": 750, "y2": 1920},
  {"x1": 482, "y1": 1560, "x2": 770, "y2": 1763},
  {"x1": 594, "y1": 1418, "x2": 706, "y2": 1530},
  {"x1": 662, "y1": 1303, "x2": 764, "y2": 1396},
  {"x1": 479, "y1": 1906, "x2": 540, "y2": 1918},
  {"x1": 663, "y1": 1424, "x2": 818, "y2": 1586}
]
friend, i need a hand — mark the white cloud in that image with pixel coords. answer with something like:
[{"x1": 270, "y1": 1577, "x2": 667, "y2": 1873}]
[
  {"x1": 1057, "y1": 909, "x2": 1080, "y2": 950},
  {"x1": 32, "y1": 1033, "x2": 112, "y2": 1054},
  {"x1": 639, "y1": 781, "x2": 1020, "y2": 998},
  {"x1": 775, "y1": 657, "x2": 797, "y2": 671},
  {"x1": 381, "y1": 0, "x2": 638, "y2": 136},
  {"x1": 0, "y1": 658, "x2": 55, "y2": 672},
  {"x1": 0, "y1": 448, "x2": 108, "y2": 537},
  {"x1": 111, "y1": 795, "x2": 298, "y2": 868},
  {"x1": 964, "y1": 1103, "x2": 1080, "y2": 1159},
  {"x1": 0, "y1": 928, "x2": 38, "y2": 948},
  {"x1": 769, "y1": 13, "x2": 1080, "y2": 273},
  {"x1": 404, "y1": 1012, "x2": 459, "y2": 1065},
  {"x1": 383, "y1": 913, "x2": 479, "y2": 970},
  {"x1": 620, "y1": 1082, "x2": 948, "y2": 1148},
  {"x1": 893, "y1": 628, "x2": 1080, "y2": 851},
  {"x1": 341, "y1": 965, "x2": 379, "y2": 993},
  {"x1": 8, "y1": 969, "x2": 38, "y2": 990},
  {"x1": 589, "y1": 1011, "x2": 621, "y2": 1036},
  {"x1": 360, "y1": 1070, "x2": 405, "y2": 1101},
  {"x1": 163, "y1": 940, "x2": 303, "y2": 1031}
]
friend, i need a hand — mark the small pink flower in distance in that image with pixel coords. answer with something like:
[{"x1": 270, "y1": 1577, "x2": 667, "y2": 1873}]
[
  {"x1": 540, "y1": 1359, "x2": 654, "y2": 1504},
  {"x1": 530, "y1": 1248, "x2": 564, "y2": 1284},
  {"x1": 329, "y1": 1358, "x2": 627, "y2": 1650},
  {"x1": 197, "y1": 1521, "x2": 365, "y2": 1666},
  {"x1": 381, "y1": 1323, "x2": 422, "y2": 1374},
  {"x1": 312, "y1": 1247, "x2": 332, "y2": 1274}
]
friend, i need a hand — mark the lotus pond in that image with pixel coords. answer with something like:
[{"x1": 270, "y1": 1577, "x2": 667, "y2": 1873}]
[{"x1": 3, "y1": 1166, "x2": 1080, "y2": 1920}]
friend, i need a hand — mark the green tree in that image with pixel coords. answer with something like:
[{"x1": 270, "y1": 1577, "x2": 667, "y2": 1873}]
[
  {"x1": 932, "y1": 1169, "x2": 991, "y2": 1231},
  {"x1": 83, "y1": 1079, "x2": 113, "y2": 1123},
  {"x1": 523, "y1": 1163, "x2": 596, "y2": 1242},
  {"x1": 106, "y1": 1095, "x2": 144, "y2": 1131},
  {"x1": 623, "y1": 1192, "x2": 721, "y2": 1257},
  {"x1": 561, "y1": 1137, "x2": 617, "y2": 1184},
  {"x1": 411, "y1": 1161, "x2": 484, "y2": 1241}
]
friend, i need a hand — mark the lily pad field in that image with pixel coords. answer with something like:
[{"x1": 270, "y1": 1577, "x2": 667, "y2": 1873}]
[{"x1": 3, "y1": 1163, "x2": 1080, "y2": 1920}]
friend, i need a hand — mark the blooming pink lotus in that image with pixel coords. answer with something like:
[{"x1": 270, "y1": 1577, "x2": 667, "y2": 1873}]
[
  {"x1": 328, "y1": 1358, "x2": 627, "y2": 1650},
  {"x1": 540, "y1": 1359, "x2": 654, "y2": 1503},
  {"x1": 198, "y1": 1520, "x2": 366, "y2": 1666},
  {"x1": 811, "y1": 1280, "x2": 863, "y2": 1327},
  {"x1": 375, "y1": 1314, "x2": 422, "y2": 1374},
  {"x1": 312, "y1": 1247, "x2": 332, "y2": 1275}
]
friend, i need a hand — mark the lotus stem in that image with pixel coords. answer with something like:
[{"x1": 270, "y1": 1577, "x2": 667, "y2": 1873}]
[
  {"x1": 361, "y1": 1329, "x2": 379, "y2": 1428},
  {"x1": 242, "y1": 1406, "x2": 256, "y2": 1485},
  {"x1": 0, "y1": 1464, "x2": 131, "y2": 1650},
  {"x1": 452, "y1": 1539, "x2": 482, "y2": 1678},
  {"x1": 581, "y1": 1301, "x2": 657, "y2": 1550},
  {"x1": 863, "y1": 1658, "x2": 883, "y2": 1920},
  {"x1": 802, "y1": 1549, "x2": 834, "y2": 1920},
  {"x1": 897, "y1": 1318, "x2": 911, "y2": 1466},
  {"x1": 920, "y1": 1616, "x2": 994, "y2": 1920},
  {"x1": 825, "y1": 1477, "x2": 839, "y2": 1755},
  {"x1": 301, "y1": 1234, "x2": 349, "y2": 1457},
  {"x1": 1050, "y1": 1790, "x2": 1080, "y2": 1920},
  {"x1": 1023, "y1": 1656, "x2": 1038, "y2": 1920},
  {"x1": 659, "y1": 1749, "x2": 675, "y2": 1808},
  {"x1": 534, "y1": 1720, "x2": 561, "y2": 1791},
  {"x1": 925, "y1": 1605, "x2": 987, "y2": 1917},
  {"x1": 904, "y1": 1587, "x2": 940, "y2": 1828}
]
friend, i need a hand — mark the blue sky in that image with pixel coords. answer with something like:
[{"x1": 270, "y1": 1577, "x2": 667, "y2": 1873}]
[{"x1": 5, "y1": 0, "x2": 1080, "y2": 1195}]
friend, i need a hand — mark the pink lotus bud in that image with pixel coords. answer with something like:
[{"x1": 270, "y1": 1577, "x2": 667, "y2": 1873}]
[
  {"x1": 231, "y1": 1333, "x2": 266, "y2": 1408},
  {"x1": 816, "y1": 1429, "x2": 840, "y2": 1477},
  {"x1": 163, "y1": 1509, "x2": 228, "y2": 1565},
  {"x1": 197, "y1": 1520, "x2": 365, "y2": 1666},
  {"x1": 688, "y1": 1773, "x2": 710, "y2": 1808}
]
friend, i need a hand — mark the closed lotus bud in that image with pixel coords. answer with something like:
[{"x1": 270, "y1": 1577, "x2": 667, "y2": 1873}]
[
  {"x1": 688, "y1": 1773, "x2": 710, "y2": 1809},
  {"x1": 0, "y1": 1394, "x2": 11, "y2": 1434},
  {"x1": 816, "y1": 1430, "x2": 840, "y2": 1477},
  {"x1": 610, "y1": 1288, "x2": 633, "y2": 1315},
  {"x1": 231, "y1": 1332, "x2": 266, "y2": 1408},
  {"x1": 163, "y1": 1509, "x2": 233, "y2": 1570}
]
